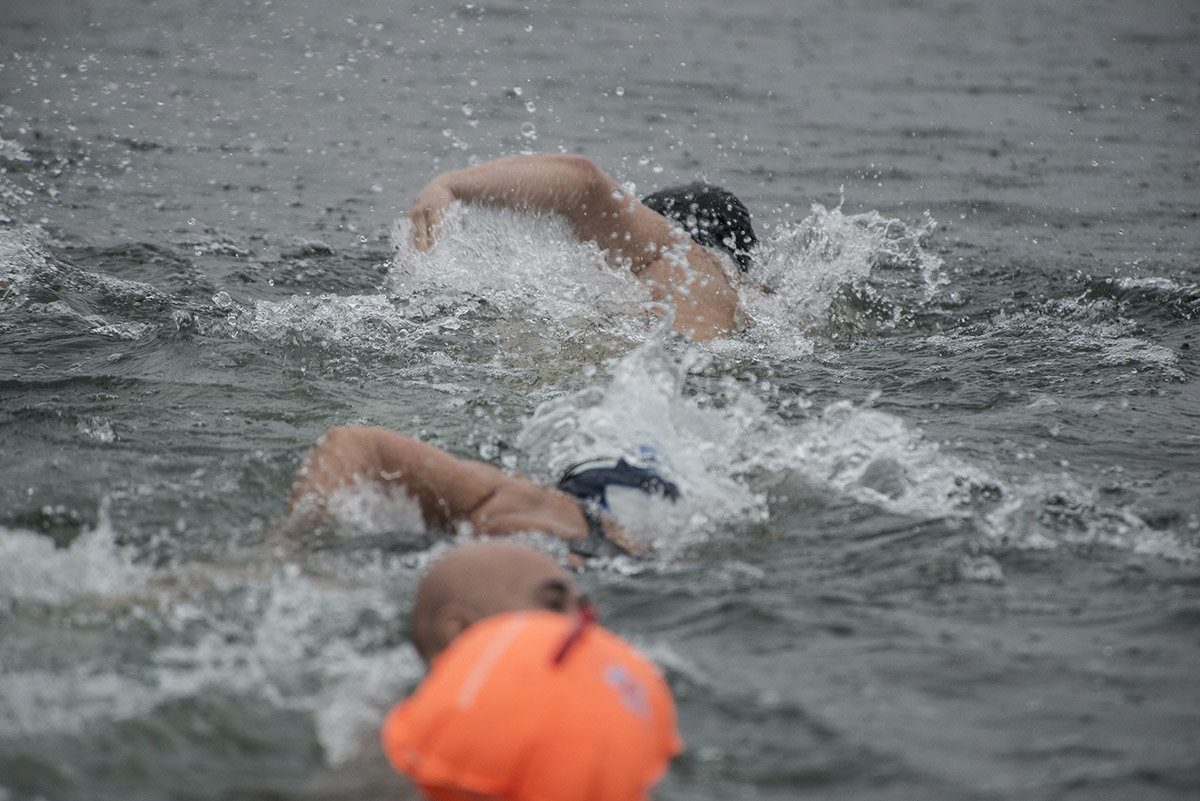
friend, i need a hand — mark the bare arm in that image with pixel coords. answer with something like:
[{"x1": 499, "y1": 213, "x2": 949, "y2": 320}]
[
  {"x1": 281, "y1": 425, "x2": 641, "y2": 553},
  {"x1": 283, "y1": 425, "x2": 505, "y2": 530},
  {"x1": 406, "y1": 154, "x2": 740, "y2": 340},
  {"x1": 408, "y1": 154, "x2": 664, "y2": 271}
]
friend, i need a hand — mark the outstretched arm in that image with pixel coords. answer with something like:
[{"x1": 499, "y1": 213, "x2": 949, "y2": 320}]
[
  {"x1": 407, "y1": 154, "x2": 664, "y2": 271},
  {"x1": 284, "y1": 425, "x2": 507, "y2": 530},
  {"x1": 405, "y1": 154, "x2": 740, "y2": 340},
  {"x1": 280, "y1": 425, "x2": 641, "y2": 554}
]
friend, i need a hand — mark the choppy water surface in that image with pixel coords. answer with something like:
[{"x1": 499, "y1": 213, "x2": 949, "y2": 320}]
[{"x1": 2, "y1": 1, "x2": 1198, "y2": 799}]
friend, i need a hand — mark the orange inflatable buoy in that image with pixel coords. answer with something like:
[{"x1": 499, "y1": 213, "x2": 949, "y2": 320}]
[{"x1": 381, "y1": 609, "x2": 682, "y2": 801}]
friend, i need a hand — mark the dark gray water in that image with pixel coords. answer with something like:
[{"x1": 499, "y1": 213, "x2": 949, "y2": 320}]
[{"x1": 2, "y1": 0, "x2": 1198, "y2": 799}]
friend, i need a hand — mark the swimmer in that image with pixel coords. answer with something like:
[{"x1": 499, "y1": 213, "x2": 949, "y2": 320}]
[
  {"x1": 408, "y1": 538, "x2": 583, "y2": 663},
  {"x1": 276, "y1": 424, "x2": 680, "y2": 562},
  {"x1": 319, "y1": 541, "x2": 680, "y2": 800},
  {"x1": 383, "y1": 540, "x2": 682, "y2": 801},
  {"x1": 405, "y1": 153, "x2": 757, "y2": 341}
]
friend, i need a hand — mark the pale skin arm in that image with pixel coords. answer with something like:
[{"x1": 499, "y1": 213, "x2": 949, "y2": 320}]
[
  {"x1": 281, "y1": 425, "x2": 641, "y2": 555},
  {"x1": 406, "y1": 154, "x2": 740, "y2": 341}
]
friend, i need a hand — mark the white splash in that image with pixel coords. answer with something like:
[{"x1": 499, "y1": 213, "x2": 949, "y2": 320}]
[
  {"x1": 0, "y1": 225, "x2": 55, "y2": 304},
  {"x1": 236, "y1": 292, "x2": 424, "y2": 356},
  {"x1": 982, "y1": 474, "x2": 1197, "y2": 561},
  {"x1": 389, "y1": 204, "x2": 651, "y2": 339},
  {"x1": 711, "y1": 202, "x2": 944, "y2": 359},
  {"x1": 0, "y1": 516, "x2": 147, "y2": 606},
  {"x1": 514, "y1": 339, "x2": 992, "y2": 553},
  {"x1": 515, "y1": 341, "x2": 772, "y2": 553},
  {"x1": 0, "y1": 509, "x2": 427, "y2": 764}
]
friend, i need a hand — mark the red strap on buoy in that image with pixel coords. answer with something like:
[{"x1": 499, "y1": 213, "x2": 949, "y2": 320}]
[{"x1": 552, "y1": 598, "x2": 597, "y2": 665}]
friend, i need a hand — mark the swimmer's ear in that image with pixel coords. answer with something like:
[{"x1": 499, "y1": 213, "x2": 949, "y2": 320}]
[{"x1": 430, "y1": 601, "x2": 476, "y2": 658}]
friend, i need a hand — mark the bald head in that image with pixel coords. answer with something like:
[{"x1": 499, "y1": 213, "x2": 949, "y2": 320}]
[{"x1": 410, "y1": 541, "x2": 582, "y2": 664}]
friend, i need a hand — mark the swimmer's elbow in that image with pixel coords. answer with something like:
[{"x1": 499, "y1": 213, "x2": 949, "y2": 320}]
[
  {"x1": 545, "y1": 154, "x2": 613, "y2": 202},
  {"x1": 547, "y1": 153, "x2": 602, "y2": 180},
  {"x1": 319, "y1": 424, "x2": 369, "y2": 450}
]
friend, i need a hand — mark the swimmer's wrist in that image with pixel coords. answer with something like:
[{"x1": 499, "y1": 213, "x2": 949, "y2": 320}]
[{"x1": 568, "y1": 501, "x2": 638, "y2": 561}]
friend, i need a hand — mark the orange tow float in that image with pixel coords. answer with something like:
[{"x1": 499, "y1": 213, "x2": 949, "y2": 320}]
[{"x1": 382, "y1": 609, "x2": 682, "y2": 801}]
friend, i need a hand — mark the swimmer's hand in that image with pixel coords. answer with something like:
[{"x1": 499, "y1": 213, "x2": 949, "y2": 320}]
[{"x1": 406, "y1": 181, "x2": 456, "y2": 252}]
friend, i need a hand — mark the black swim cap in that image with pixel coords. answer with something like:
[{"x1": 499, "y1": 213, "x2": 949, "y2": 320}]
[
  {"x1": 641, "y1": 181, "x2": 757, "y2": 271},
  {"x1": 557, "y1": 458, "x2": 681, "y2": 508}
]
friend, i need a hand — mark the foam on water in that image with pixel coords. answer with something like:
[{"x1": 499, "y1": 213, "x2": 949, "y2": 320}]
[
  {"x1": 515, "y1": 340, "x2": 772, "y2": 553},
  {"x1": 255, "y1": 329, "x2": 1072, "y2": 565},
  {"x1": 729, "y1": 202, "x2": 946, "y2": 357},
  {"x1": 232, "y1": 292, "x2": 427, "y2": 358},
  {"x1": 390, "y1": 203, "x2": 651, "y2": 340},
  {"x1": 0, "y1": 225, "x2": 183, "y2": 355},
  {"x1": 755, "y1": 203, "x2": 943, "y2": 310},
  {"x1": 771, "y1": 398, "x2": 1000, "y2": 516},
  {"x1": 0, "y1": 512, "x2": 154, "y2": 736},
  {"x1": 0, "y1": 519, "x2": 146, "y2": 607},
  {"x1": 514, "y1": 339, "x2": 1004, "y2": 555},
  {"x1": 0, "y1": 505, "x2": 430, "y2": 765},
  {"x1": 925, "y1": 293, "x2": 1186, "y2": 383},
  {"x1": 982, "y1": 473, "x2": 1197, "y2": 562},
  {"x1": 779, "y1": 393, "x2": 1196, "y2": 560},
  {"x1": 511, "y1": 338, "x2": 1196, "y2": 564},
  {"x1": 209, "y1": 198, "x2": 948, "y2": 382},
  {"x1": 316, "y1": 481, "x2": 429, "y2": 542},
  {"x1": 220, "y1": 205, "x2": 657, "y2": 373},
  {"x1": 1024, "y1": 295, "x2": 1184, "y2": 378},
  {"x1": 0, "y1": 225, "x2": 54, "y2": 304},
  {"x1": 1095, "y1": 274, "x2": 1200, "y2": 322}
]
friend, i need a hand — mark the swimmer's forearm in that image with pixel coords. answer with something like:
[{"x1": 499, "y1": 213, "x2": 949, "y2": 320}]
[
  {"x1": 284, "y1": 425, "x2": 502, "y2": 529},
  {"x1": 430, "y1": 154, "x2": 609, "y2": 212},
  {"x1": 406, "y1": 155, "x2": 625, "y2": 251}
]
